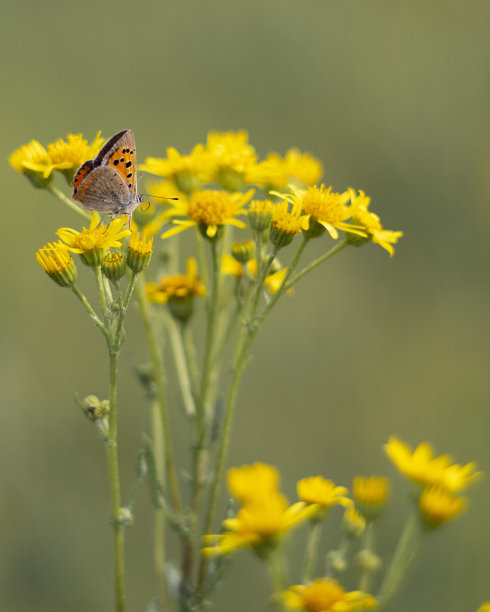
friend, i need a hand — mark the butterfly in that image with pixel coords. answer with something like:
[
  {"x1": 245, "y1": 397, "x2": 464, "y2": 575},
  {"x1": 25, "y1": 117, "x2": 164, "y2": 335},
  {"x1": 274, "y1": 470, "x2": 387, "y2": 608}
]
[{"x1": 72, "y1": 129, "x2": 142, "y2": 229}]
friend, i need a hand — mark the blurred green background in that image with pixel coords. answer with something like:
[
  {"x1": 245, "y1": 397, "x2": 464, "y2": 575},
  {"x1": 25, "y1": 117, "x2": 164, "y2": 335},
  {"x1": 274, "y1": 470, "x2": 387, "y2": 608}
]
[{"x1": 1, "y1": 0, "x2": 489, "y2": 610}]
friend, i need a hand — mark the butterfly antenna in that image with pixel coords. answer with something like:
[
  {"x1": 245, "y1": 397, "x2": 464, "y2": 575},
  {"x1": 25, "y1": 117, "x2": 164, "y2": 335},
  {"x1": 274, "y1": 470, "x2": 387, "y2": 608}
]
[{"x1": 140, "y1": 194, "x2": 179, "y2": 200}]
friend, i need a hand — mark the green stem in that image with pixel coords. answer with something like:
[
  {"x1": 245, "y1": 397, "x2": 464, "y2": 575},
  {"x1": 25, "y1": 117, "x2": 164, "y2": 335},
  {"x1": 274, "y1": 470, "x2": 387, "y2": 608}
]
[
  {"x1": 303, "y1": 521, "x2": 322, "y2": 583},
  {"x1": 290, "y1": 240, "x2": 348, "y2": 287},
  {"x1": 47, "y1": 183, "x2": 91, "y2": 220},
  {"x1": 71, "y1": 284, "x2": 107, "y2": 335},
  {"x1": 182, "y1": 324, "x2": 199, "y2": 401},
  {"x1": 134, "y1": 278, "x2": 183, "y2": 515},
  {"x1": 358, "y1": 523, "x2": 376, "y2": 593},
  {"x1": 151, "y1": 397, "x2": 169, "y2": 612},
  {"x1": 95, "y1": 266, "x2": 111, "y2": 330},
  {"x1": 167, "y1": 316, "x2": 196, "y2": 416},
  {"x1": 107, "y1": 350, "x2": 126, "y2": 612},
  {"x1": 377, "y1": 510, "x2": 423, "y2": 609}
]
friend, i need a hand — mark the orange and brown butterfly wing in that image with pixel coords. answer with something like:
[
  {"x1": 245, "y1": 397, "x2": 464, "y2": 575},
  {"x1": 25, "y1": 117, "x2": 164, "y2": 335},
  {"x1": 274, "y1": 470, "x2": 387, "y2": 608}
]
[
  {"x1": 94, "y1": 129, "x2": 137, "y2": 197},
  {"x1": 72, "y1": 160, "x2": 94, "y2": 201}
]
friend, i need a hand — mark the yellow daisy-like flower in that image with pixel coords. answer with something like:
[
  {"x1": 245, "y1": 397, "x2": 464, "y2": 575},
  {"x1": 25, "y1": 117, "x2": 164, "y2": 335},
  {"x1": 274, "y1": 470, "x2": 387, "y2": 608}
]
[
  {"x1": 140, "y1": 144, "x2": 211, "y2": 193},
  {"x1": 477, "y1": 603, "x2": 490, "y2": 612},
  {"x1": 57, "y1": 215, "x2": 130, "y2": 266},
  {"x1": 384, "y1": 436, "x2": 481, "y2": 494},
  {"x1": 258, "y1": 149, "x2": 324, "y2": 190},
  {"x1": 45, "y1": 132, "x2": 104, "y2": 178},
  {"x1": 347, "y1": 189, "x2": 403, "y2": 257},
  {"x1": 58, "y1": 215, "x2": 130, "y2": 253},
  {"x1": 36, "y1": 241, "x2": 78, "y2": 287},
  {"x1": 269, "y1": 199, "x2": 309, "y2": 249},
  {"x1": 146, "y1": 257, "x2": 205, "y2": 304},
  {"x1": 353, "y1": 475, "x2": 390, "y2": 507},
  {"x1": 418, "y1": 486, "x2": 466, "y2": 528},
  {"x1": 206, "y1": 130, "x2": 259, "y2": 189},
  {"x1": 162, "y1": 189, "x2": 253, "y2": 239},
  {"x1": 9, "y1": 140, "x2": 50, "y2": 175},
  {"x1": 297, "y1": 476, "x2": 351, "y2": 513},
  {"x1": 274, "y1": 184, "x2": 365, "y2": 240},
  {"x1": 227, "y1": 463, "x2": 280, "y2": 505},
  {"x1": 283, "y1": 578, "x2": 377, "y2": 612},
  {"x1": 202, "y1": 491, "x2": 317, "y2": 557},
  {"x1": 248, "y1": 199, "x2": 274, "y2": 231}
]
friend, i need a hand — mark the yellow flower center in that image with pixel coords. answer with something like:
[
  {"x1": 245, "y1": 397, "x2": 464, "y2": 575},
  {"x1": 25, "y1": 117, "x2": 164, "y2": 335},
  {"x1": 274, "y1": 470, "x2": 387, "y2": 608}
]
[
  {"x1": 188, "y1": 190, "x2": 237, "y2": 226},
  {"x1": 301, "y1": 184, "x2": 350, "y2": 224},
  {"x1": 300, "y1": 580, "x2": 346, "y2": 612}
]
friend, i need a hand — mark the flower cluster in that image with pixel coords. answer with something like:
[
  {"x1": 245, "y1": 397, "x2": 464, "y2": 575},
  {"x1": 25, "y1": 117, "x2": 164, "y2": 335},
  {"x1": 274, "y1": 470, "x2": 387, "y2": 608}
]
[
  {"x1": 9, "y1": 132, "x2": 104, "y2": 185},
  {"x1": 385, "y1": 436, "x2": 480, "y2": 527}
]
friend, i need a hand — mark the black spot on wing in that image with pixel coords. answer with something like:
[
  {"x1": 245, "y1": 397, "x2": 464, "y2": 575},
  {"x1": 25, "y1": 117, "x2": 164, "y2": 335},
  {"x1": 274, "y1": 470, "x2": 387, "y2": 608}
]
[{"x1": 94, "y1": 130, "x2": 130, "y2": 166}]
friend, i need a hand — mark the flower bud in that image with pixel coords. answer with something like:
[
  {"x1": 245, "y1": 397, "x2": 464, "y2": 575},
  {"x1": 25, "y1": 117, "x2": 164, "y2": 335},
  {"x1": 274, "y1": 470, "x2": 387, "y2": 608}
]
[
  {"x1": 102, "y1": 251, "x2": 126, "y2": 281},
  {"x1": 231, "y1": 240, "x2": 255, "y2": 264}
]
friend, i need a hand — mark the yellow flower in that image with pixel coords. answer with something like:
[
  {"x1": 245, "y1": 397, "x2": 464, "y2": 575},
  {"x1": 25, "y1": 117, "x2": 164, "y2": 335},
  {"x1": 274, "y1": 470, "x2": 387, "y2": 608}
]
[
  {"x1": 146, "y1": 258, "x2": 205, "y2": 304},
  {"x1": 57, "y1": 215, "x2": 130, "y2": 266},
  {"x1": 206, "y1": 130, "x2": 259, "y2": 189},
  {"x1": 9, "y1": 140, "x2": 50, "y2": 175},
  {"x1": 477, "y1": 603, "x2": 490, "y2": 612},
  {"x1": 9, "y1": 132, "x2": 104, "y2": 181},
  {"x1": 353, "y1": 476, "x2": 390, "y2": 520},
  {"x1": 140, "y1": 144, "x2": 212, "y2": 193},
  {"x1": 202, "y1": 491, "x2": 316, "y2": 557},
  {"x1": 283, "y1": 578, "x2": 377, "y2": 612},
  {"x1": 297, "y1": 476, "x2": 351, "y2": 516},
  {"x1": 274, "y1": 184, "x2": 365, "y2": 240},
  {"x1": 227, "y1": 463, "x2": 280, "y2": 505},
  {"x1": 384, "y1": 436, "x2": 481, "y2": 493},
  {"x1": 418, "y1": 486, "x2": 466, "y2": 528},
  {"x1": 46, "y1": 132, "x2": 104, "y2": 178},
  {"x1": 126, "y1": 230, "x2": 153, "y2": 273},
  {"x1": 347, "y1": 189, "x2": 403, "y2": 257},
  {"x1": 269, "y1": 199, "x2": 309, "y2": 249},
  {"x1": 36, "y1": 241, "x2": 78, "y2": 287},
  {"x1": 257, "y1": 148, "x2": 323, "y2": 190},
  {"x1": 162, "y1": 189, "x2": 253, "y2": 239},
  {"x1": 248, "y1": 199, "x2": 274, "y2": 231}
]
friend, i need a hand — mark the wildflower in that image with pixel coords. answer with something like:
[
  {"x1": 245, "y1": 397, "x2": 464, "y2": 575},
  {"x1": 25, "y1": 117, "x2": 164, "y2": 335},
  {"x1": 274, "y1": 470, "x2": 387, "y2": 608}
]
[
  {"x1": 102, "y1": 251, "x2": 126, "y2": 282},
  {"x1": 270, "y1": 199, "x2": 308, "y2": 249},
  {"x1": 140, "y1": 144, "x2": 211, "y2": 194},
  {"x1": 477, "y1": 604, "x2": 490, "y2": 612},
  {"x1": 126, "y1": 231, "x2": 153, "y2": 273},
  {"x1": 202, "y1": 490, "x2": 316, "y2": 557},
  {"x1": 297, "y1": 476, "x2": 351, "y2": 520},
  {"x1": 342, "y1": 505, "x2": 366, "y2": 537},
  {"x1": 353, "y1": 475, "x2": 390, "y2": 521},
  {"x1": 283, "y1": 578, "x2": 377, "y2": 611},
  {"x1": 273, "y1": 184, "x2": 364, "y2": 240},
  {"x1": 257, "y1": 148, "x2": 323, "y2": 190},
  {"x1": 36, "y1": 241, "x2": 78, "y2": 287},
  {"x1": 346, "y1": 189, "x2": 403, "y2": 256},
  {"x1": 9, "y1": 140, "x2": 52, "y2": 188},
  {"x1": 418, "y1": 486, "x2": 466, "y2": 528},
  {"x1": 146, "y1": 257, "x2": 205, "y2": 321},
  {"x1": 161, "y1": 189, "x2": 253, "y2": 239},
  {"x1": 227, "y1": 463, "x2": 280, "y2": 505},
  {"x1": 384, "y1": 436, "x2": 480, "y2": 493},
  {"x1": 205, "y1": 130, "x2": 259, "y2": 189},
  {"x1": 248, "y1": 199, "x2": 273, "y2": 232},
  {"x1": 57, "y1": 215, "x2": 130, "y2": 267},
  {"x1": 45, "y1": 132, "x2": 104, "y2": 182}
]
